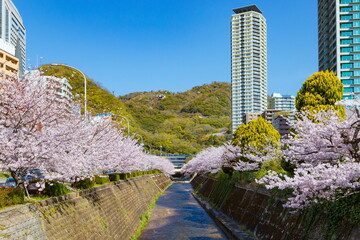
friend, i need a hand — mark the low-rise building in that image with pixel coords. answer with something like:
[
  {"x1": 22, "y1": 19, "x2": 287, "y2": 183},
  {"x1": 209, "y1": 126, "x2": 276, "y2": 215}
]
[
  {"x1": 0, "y1": 48, "x2": 19, "y2": 77},
  {"x1": 245, "y1": 112, "x2": 262, "y2": 124},
  {"x1": 273, "y1": 111, "x2": 294, "y2": 137},
  {"x1": 261, "y1": 109, "x2": 282, "y2": 123}
]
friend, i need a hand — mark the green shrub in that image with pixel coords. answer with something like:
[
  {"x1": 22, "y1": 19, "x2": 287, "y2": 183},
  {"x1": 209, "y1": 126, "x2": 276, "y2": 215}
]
[
  {"x1": 72, "y1": 178, "x2": 95, "y2": 190},
  {"x1": 126, "y1": 173, "x2": 131, "y2": 179},
  {"x1": 43, "y1": 181, "x2": 71, "y2": 197},
  {"x1": 0, "y1": 173, "x2": 10, "y2": 180},
  {"x1": 0, "y1": 188, "x2": 24, "y2": 207},
  {"x1": 215, "y1": 171, "x2": 230, "y2": 181},
  {"x1": 119, "y1": 173, "x2": 126, "y2": 180},
  {"x1": 254, "y1": 168, "x2": 268, "y2": 180},
  {"x1": 109, "y1": 174, "x2": 120, "y2": 182},
  {"x1": 95, "y1": 175, "x2": 110, "y2": 185}
]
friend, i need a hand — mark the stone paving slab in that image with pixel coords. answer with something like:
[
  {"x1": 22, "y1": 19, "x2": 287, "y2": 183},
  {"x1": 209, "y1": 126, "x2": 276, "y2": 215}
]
[{"x1": 139, "y1": 182, "x2": 227, "y2": 240}]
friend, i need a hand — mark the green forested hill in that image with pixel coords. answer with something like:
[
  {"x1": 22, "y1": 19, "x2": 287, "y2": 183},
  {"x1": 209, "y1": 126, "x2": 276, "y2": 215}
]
[
  {"x1": 39, "y1": 64, "x2": 231, "y2": 155},
  {"x1": 120, "y1": 82, "x2": 232, "y2": 155}
]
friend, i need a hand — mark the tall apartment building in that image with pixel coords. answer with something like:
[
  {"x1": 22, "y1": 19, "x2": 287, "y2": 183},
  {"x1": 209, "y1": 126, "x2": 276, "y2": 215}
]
[
  {"x1": 318, "y1": 0, "x2": 360, "y2": 99},
  {"x1": 270, "y1": 93, "x2": 295, "y2": 111},
  {"x1": 231, "y1": 5, "x2": 267, "y2": 132},
  {"x1": 0, "y1": 0, "x2": 25, "y2": 76}
]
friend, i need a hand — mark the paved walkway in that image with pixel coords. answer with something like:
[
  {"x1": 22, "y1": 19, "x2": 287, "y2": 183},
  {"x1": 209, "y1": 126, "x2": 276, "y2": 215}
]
[{"x1": 139, "y1": 182, "x2": 227, "y2": 240}]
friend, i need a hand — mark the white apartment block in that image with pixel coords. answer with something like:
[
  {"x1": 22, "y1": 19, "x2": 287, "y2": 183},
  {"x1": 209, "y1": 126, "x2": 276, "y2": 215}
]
[
  {"x1": 0, "y1": 0, "x2": 25, "y2": 76},
  {"x1": 27, "y1": 70, "x2": 73, "y2": 102},
  {"x1": 231, "y1": 5, "x2": 267, "y2": 132},
  {"x1": 270, "y1": 93, "x2": 295, "y2": 111}
]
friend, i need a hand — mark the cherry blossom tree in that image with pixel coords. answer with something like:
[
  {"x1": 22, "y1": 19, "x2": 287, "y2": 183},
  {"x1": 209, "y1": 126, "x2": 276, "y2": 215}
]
[
  {"x1": 258, "y1": 109, "x2": 360, "y2": 209},
  {"x1": 221, "y1": 143, "x2": 281, "y2": 172},
  {"x1": 0, "y1": 73, "x2": 174, "y2": 193},
  {"x1": 0, "y1": 72, "x2": 75, "y2": 188},
  {"x1": 182, "y1": 145, "x2": 227, "y2": 174}
]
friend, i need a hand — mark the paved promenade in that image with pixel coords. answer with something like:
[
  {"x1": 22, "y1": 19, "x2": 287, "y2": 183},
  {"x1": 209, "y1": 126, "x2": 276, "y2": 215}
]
[{"x1": 139, "y1": 182, "x2": 227, "y2": 240}]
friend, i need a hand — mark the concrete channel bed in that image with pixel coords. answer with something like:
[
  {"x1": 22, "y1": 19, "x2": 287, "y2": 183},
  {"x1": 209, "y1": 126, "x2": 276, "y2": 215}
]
[{"x1": 140, "y1": 182, "x2": 227, "y2": 240}]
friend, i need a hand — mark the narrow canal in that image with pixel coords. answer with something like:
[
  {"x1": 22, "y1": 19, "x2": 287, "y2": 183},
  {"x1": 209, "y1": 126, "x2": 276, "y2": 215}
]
[{"x1": 139, "y1": 182, "x2": 227, "y2": 240}]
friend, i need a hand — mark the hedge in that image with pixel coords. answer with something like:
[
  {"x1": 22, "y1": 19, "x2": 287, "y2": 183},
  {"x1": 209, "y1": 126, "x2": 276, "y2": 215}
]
[
  {"x1": 43, "y1": 181, "x2": 71, "y2": 197},
  {"x1": 72, "y1": 178, "x2": 95, "y2": 190},
  {"x1": 95, "y1": 175, "x2": 110, "y2": 185},
  {"x1": 108, "y1": 170, "x2": 162, "y2": 182}
]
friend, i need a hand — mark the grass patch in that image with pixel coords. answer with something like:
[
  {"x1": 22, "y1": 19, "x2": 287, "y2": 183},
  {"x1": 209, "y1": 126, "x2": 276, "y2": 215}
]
[{"x1": 0, "y1": 173, "x2": 10, "y2": 180}]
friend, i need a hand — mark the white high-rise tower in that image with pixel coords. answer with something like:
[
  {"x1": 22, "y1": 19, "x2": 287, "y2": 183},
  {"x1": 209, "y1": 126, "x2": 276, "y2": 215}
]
[
  {"x1": 0, "y1": 0, "x2": 26, "y2": 76},
  {"x1": 231, "y1": 5, "x2": 267, "y2": 132}
]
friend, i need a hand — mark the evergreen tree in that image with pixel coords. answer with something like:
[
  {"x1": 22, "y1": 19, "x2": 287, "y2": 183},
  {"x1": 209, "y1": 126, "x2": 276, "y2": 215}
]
[
  {"x1": 232, "y1": 117, "x2": 280, "y2": 153},
  {"x1": 295, "y1": 71, "x2": 344, "y2": 113}
]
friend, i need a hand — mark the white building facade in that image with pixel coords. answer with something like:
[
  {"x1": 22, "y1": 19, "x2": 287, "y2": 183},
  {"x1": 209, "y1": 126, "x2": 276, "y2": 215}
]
[
  {"x1": 26, "y1": 70, "x2": 73, "y2": 102},
  {"x1": 270, "y1": 93, "x2": 295, "y2": 111},
  {"x1": 0, "y1": 0, "x2": 25, "y2": 76},
  {"x1": 318, "y1": 0, "x2": 360, "y2": 99},
  {"x1": 231, "y1": 5, "x2": 267, "y2": 132}
]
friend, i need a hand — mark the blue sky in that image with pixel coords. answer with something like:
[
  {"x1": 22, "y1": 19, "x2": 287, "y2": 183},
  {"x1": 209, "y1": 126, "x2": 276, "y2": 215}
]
[{"x1": 13, "y1": 0, "x2": 317, "y2": 96}]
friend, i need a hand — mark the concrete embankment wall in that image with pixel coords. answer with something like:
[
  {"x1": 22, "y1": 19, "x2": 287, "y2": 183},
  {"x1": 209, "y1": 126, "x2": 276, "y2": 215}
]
[
  {"x1": 0, "y1": 174, "x2": 171, "y2": 240},
  {"x1": 191, "y1": 174, "x2": 360, "y2": 240}
]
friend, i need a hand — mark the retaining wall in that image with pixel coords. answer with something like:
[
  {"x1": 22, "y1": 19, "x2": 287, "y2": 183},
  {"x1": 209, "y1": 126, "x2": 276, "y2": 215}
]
[
  {"x1": 0, "y1": 174, "x2": 171, "y2": 240},
  {"x1": 191, "y1": 174, "x2": 360, "y2": 240}
]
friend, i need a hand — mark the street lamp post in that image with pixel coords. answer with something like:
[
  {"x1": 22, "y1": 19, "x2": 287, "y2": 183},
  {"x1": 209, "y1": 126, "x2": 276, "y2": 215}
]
[
  {"x1": 112, "y1": 114, "x2": 130, "y2": 136},
  {"x1": 53, "y1": 63, "x2": 87, "y2": 119},
  {"x1": 132, "y1": 132, "x2": 144, "y2": 145}
]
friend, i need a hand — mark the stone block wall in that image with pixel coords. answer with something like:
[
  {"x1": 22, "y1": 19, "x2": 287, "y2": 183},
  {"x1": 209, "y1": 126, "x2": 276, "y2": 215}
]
[
  {"x1": 191, "y1": 174, "x2": 360, "y2": 240},
  {"x1": 0, "y1": 174, "x2": 171, "y2": 240}
]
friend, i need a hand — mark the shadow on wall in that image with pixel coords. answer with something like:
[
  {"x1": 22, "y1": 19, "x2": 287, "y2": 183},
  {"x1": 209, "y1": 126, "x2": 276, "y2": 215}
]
[{"x1": 191, "y1": 174, "x2": 360, "y2": 240}]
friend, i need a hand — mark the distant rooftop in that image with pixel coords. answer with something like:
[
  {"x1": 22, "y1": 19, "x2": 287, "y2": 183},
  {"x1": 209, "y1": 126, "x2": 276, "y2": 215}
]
[
  {"x1": 271, "y1": 93, "x2": 295, "y2": 98},
  {"x1": 233, "y1": 5, "x2": 262, "y2": 15}
]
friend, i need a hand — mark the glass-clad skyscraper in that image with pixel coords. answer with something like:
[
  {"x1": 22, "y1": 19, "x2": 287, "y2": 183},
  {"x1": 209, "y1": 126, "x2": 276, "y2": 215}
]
[
  {"x1": 0, "y1": 0, "x2": 26, "y2": 76},
  {"x1": 318, "y1": 0, "x2": 360, "y2": 99},
  {"x1": 231, "y1": 5, "x2": 267, "y2": 131}
]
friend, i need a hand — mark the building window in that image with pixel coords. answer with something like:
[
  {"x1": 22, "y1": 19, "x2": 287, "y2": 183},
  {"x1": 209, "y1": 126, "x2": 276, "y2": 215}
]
[
  {"x1": 5, "y1": 8, "x2": 9, "y2": 42},
  {"x1": 355, "y1": 70, "x2": 360, "y2": 76},
  {"x1": 342, "y1": 79, "x2": 354, "y2": 85},
  {"x1": 341, "y1": 23, "x2": 353, "y2": 28},
  {"x1": 354, "y1": 37, "x2": 360, "y2": 43},
  {"x1": 341, "y1": 47, "x2": 353, "y2": 52},
  {"x1": 341, "y1": 55, "x2": 354, "y2": 60},
  {"x1": 355, "y1": 46, "x2": 360, "y2": 51},
  {"x1": 354, "y1": 22, "x2": 360, "y2": 27},
  {"x1": 354, "y1": 29, "x2": 360, "y2": 35},
  {"x1": 354, "y1": 13, "x2": 360, "y2": 19},
  {"x1": 341, "y1": 14, "x2": 353, "y2": 20},
  {"x1": 341, "y1": 39, "x2": 353, "y2": 44},
  {"x1": 341, "y1": 63, "x2": 353, "y2": 68},
  {"x1": 354, "y1": 5, "x2": 360, "y2": 11},
  {"x1": 341, "y1": 31, "x2": 353, "y2": 36},
  {"x1": 344, "y1": 87, "x2": 354, "y2": 93},
  {"x1": 341, "y1": 71, "x2": 354, "y2": 77},
  {"x1": 341, "y1": 0, "x2": 352, "y2": 3},
  {"x1": 355, "y1": 79, "x2": 360, "y2": 84},
  {"x1": 354, "y1": 54, "x2": 360, "y2": 60},
  {"x1": 341, "y1": 7, "x2": 353, "y2": 12}
]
